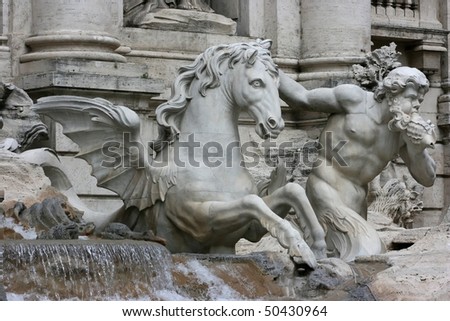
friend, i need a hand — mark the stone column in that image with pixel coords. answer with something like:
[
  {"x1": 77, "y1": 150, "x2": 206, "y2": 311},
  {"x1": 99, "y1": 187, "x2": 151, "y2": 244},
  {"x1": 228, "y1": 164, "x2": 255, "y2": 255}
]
[
  {"x1": 20, "y1": 0, "x2": 125, "y2": 63},
  {"x1": 0, "y1": 0, "x2": 11, "y2": 81},
  {"x1": 299, "y1": 0, "x2": 371, "y2": 84}
]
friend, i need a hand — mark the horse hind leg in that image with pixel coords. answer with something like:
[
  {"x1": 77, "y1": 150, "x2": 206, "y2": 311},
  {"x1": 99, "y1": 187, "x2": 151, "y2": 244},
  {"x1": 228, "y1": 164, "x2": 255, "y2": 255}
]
[{"x1": 171, "y1": 194, "x2": 318, "y2": 268}]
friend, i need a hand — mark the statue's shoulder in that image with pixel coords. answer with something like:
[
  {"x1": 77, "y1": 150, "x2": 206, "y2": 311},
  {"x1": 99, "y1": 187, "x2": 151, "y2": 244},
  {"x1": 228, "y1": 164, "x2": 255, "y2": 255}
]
[{"x1": 334, "y1": 84, "x2": 367, "y2": 111}]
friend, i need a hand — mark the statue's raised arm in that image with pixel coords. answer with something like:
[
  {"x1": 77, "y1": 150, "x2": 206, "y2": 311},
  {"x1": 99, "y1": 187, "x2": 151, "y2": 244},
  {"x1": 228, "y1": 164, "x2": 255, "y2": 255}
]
[{"x1": 279, "y1": 71, "x2": 366, "y2": 114}]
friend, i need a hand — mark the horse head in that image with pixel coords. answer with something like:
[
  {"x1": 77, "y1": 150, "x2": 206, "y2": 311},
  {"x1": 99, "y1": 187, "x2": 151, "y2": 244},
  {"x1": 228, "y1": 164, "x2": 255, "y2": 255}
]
[
  {"x1": 154, "y1": 39, "x2": 285, "y2": 147},
  {"x1": 226, "y1": 40, "x2": 284, "y2": 139}
]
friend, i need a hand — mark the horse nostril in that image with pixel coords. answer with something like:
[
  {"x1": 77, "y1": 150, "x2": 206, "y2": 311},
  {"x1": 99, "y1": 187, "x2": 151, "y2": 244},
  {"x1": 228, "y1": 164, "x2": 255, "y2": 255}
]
[{"x1": 267, "y1": 117, "x2": 278, "y2": 129}]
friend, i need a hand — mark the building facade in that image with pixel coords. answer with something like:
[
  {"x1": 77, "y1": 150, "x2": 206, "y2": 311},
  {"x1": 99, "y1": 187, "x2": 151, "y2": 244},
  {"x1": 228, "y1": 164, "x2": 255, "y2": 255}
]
[{"x1": 1, "y1": 0, "x2": 449, "y2": 227}]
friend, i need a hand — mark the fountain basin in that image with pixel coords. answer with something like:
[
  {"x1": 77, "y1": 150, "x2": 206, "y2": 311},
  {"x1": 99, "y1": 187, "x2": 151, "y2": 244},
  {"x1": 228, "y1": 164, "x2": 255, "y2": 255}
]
[{"x1": 1, "y1": 240, "x2": 287, "y2": 301}]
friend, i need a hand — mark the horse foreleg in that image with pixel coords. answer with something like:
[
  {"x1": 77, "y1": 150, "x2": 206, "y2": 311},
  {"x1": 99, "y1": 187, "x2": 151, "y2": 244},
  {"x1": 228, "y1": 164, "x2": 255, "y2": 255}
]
[
  {"x1": 262, "y1": 183, "x2": 327, "y2": 259},
  {"x1": 169, "y1": 194, "x2": 318, "y2": 268}
]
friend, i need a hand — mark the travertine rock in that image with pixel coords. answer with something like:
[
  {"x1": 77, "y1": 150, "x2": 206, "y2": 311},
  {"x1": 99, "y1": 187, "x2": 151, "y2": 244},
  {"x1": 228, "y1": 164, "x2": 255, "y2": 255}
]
[
  {"x1": 368, "y1": 224, "x2": 450, "y2": 300},
  {"x1": 0, "y1": 149, "x2": 51, "y2": 205}
]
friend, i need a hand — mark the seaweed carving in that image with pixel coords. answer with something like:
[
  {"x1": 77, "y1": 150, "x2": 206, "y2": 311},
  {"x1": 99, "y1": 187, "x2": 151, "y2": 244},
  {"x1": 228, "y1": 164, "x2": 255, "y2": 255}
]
[{"x1": 353, "y1": 42, "x2": 402, "y2": 91}]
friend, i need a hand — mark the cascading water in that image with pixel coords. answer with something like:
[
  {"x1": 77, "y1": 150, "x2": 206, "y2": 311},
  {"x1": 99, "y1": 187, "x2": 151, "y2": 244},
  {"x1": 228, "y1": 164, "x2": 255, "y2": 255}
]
[
  {"x1": 0, "y1": 244, "x2": 6, "y2": 300},
  {"x1": 1, "y1": 238, "x2": 294, "y2": 301},
  {"x1": 2, "y1": 240, "x2": 179, "y2": 300}
]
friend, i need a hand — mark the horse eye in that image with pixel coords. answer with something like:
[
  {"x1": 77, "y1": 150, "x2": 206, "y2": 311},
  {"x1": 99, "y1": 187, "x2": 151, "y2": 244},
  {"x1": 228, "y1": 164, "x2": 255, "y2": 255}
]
[{"x1": 250, "y1": 79, "x2": 264, "y2": 88}]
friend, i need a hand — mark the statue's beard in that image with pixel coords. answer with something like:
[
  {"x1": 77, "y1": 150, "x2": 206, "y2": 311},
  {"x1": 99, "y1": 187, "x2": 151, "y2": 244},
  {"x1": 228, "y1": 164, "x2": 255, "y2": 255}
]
[{"x1": 388, "y1": 101, "x2": 412, "y2": 132}]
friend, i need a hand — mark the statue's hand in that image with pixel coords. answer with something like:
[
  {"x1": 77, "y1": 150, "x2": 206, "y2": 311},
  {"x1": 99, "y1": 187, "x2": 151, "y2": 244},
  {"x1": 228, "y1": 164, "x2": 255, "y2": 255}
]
[
  {"x1": 0, "y1": 137, "x2": 20, "y2": 152},
  {"x1": 402, "y1": 114, "x2": 436, "y2": 151}
]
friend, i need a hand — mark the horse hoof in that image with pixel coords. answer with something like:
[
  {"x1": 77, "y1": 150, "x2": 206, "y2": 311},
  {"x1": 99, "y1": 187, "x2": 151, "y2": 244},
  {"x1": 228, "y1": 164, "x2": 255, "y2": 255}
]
[
  {"x1": 292, "y1": 255, "x2": 317, "y2": 270},
  {"x1": 178, "y1": 4, "x2": 194, "y2": 10},
  {"x1": 311, "y1": 242, "x2": 328, "y2": 260},
  {"x1": 289, "y1": 245, "x2": 318, "y2": 269}
]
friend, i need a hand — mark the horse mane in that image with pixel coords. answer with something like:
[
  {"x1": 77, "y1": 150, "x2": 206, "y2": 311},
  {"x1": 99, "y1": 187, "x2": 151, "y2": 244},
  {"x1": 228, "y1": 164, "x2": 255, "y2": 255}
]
[{"x1": 151, "y1": 39, "x2": 278, "y2": 153}]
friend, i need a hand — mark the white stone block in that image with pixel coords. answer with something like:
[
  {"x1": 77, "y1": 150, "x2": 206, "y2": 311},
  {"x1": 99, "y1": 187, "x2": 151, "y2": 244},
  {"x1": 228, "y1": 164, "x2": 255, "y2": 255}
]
[
  {"x1": 422, "y1": 176, "x2": 444, "y2": 209},
  {"x1": 59, "y1": 156, "x2": 118, "y2": 196}
]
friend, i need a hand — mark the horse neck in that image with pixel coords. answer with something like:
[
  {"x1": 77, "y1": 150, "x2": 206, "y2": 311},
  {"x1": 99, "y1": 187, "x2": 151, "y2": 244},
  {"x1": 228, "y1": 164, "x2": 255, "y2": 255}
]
[{"x1": 178, "y1": 86, "x2": 240, "y2": 144}]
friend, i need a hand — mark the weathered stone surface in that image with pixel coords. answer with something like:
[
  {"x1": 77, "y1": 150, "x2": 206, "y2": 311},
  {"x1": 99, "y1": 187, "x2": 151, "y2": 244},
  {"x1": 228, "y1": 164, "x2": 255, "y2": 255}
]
[
  {"x1": 0, "y1": 150, "x2": 51, "y2": 204},
  {"x1": 239, "y1": 222, "x2": 450, "y2": 300},
  {"x1": 20, "y1": 71, "x2": 163, "y2": 94},
  {"x1": 37, "y1": 222, "x2": 80, "y2": 240},
  {"x1": 305, "y1": 258, "x2": 354, "y2": 291},
  {"x1": 368, "y1": 224, "x2": 450, "y2": 300},
  {"x1": 391, "y1": 227, "x2": 430, "y2": 246},
  {"x1": 98, "y1": 222, "x2": 166, "y2": 245},
  {"x1": 136, "y1": 9, "x2": 236, "y2": 35}
]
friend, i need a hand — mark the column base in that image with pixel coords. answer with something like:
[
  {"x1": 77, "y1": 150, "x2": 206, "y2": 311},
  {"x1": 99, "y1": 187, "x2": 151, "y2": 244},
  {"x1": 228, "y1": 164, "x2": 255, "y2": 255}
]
[
  {"x1": 298, "y1": 56, "x2": 365, "y2": 83},
  {"x1": 20, "y1": 35, "x2": 126, "y2": 63}
]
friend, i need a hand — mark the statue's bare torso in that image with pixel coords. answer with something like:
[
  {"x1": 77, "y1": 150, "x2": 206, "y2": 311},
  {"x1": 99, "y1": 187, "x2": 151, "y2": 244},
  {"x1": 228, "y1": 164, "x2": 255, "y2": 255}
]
[{"x1": 312, "y1": 93, "x2": 403, "y2": 214}]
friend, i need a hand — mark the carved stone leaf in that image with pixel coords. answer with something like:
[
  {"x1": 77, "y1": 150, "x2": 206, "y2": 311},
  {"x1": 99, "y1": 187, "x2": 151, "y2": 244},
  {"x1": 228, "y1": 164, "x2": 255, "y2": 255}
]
[{"x1": 352, "y1": 42, "x2": 402, "y2": 91}]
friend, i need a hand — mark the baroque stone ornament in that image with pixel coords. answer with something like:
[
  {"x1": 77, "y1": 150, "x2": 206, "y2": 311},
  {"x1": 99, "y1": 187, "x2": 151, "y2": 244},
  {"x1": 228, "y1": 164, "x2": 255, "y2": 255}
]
[
  {"x1": 0, "y1": 83, "x2": 48, "y2": 153},
  {"x1": 33, "y1": 40, "x2": 327, "y2": 268},
  {"x1": 279, "y1": 66, "x2": 436, "y2": 261},
  {"x1": 352, "y1": 42, "x2": 402, "y2": 92},
  {"x1": 0, "y1": 82, "x2": 107, "y2": 240},
  {"x1": 369, "y1": 173, "x2": 424, "y2": 229},
  {"x1": 124, "y1": 0, "x2": 236, "y2": 35},
  {"x1": 12, "y1": 197, "x2": 96, "y2": 240}
]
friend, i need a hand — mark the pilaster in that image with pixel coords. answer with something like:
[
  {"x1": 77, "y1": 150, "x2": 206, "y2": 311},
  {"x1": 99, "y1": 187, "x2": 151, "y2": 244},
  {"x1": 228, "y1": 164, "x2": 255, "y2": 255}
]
[{"x1": 299, "y1": 0, "x2": 372, "y2": 85}]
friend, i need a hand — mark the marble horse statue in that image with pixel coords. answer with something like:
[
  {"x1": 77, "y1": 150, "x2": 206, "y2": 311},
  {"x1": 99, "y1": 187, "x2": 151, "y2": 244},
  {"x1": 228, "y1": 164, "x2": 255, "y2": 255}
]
[{"x1": 33, "y1": 40, "x2": 326, "y2": 268}]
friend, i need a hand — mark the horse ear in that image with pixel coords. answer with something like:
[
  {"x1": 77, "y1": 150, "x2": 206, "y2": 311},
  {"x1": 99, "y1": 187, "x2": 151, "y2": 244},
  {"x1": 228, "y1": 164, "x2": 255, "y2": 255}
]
[
  {"x1": 259, "y1": 39, "x2": 272, "y2": 50},
  {"x1": 247, "y1": 50, "x2": 258, "y2": 66}
]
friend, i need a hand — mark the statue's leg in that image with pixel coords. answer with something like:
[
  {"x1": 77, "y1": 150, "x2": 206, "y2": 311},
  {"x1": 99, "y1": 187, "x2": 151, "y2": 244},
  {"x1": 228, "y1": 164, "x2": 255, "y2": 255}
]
[
  {"x1": 177, "y1": 0, "x2": 194, "y2": 10},
  {"x1": 262, "y1": 182, "x2": 327, "y2": 259},
  {"x1": 164, "y1": 194, "x2": 318, "y2": 268},
  {"x1": 192, "y1": 0, "x2": 214, "y2": 12},
  {"x1": 306, "y1": 175, "x2": 385, "y2": 261}
]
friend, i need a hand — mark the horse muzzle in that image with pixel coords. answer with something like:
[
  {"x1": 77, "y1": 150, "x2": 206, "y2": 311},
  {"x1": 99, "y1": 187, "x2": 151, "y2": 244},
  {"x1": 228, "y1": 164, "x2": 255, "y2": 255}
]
[{"x1": 256, "y1": 117, "x2": 284, "y2": 139}]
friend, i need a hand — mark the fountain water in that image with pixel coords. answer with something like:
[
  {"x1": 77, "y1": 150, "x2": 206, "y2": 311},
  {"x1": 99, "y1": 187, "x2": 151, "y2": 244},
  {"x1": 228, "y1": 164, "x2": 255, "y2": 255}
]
[
  {"x1": 3, "y1": 240, "x2": 176, "y2": 300},
  {"x1": 0, "y1": 243, "x2": 6, "y2": 300},
  {"x1": 1, "y1": 239, "x2": 290, "y2": 300}
]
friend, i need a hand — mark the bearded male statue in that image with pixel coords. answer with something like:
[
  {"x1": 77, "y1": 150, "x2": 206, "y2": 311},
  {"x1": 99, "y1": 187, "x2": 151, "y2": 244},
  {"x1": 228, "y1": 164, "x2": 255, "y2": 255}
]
[{"x1": 279, "y1": 66, "x2": 436, "y2": 261}]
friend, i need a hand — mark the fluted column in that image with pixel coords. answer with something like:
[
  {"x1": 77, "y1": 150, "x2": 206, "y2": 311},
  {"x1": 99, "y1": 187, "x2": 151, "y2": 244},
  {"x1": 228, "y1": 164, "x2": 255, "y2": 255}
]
[
  {"x1": 20, "y1": 0, "x2": 125, "y2": 63},
  {"x1": 299, "y1": 0, "x2": 371, "y2": 83}
]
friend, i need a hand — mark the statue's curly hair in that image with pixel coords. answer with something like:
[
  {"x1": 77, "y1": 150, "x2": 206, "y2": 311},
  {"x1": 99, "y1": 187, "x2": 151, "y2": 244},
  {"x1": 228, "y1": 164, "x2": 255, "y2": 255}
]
[{"x1": 373, "y1": 66, "x2": 429, "y2": 103}]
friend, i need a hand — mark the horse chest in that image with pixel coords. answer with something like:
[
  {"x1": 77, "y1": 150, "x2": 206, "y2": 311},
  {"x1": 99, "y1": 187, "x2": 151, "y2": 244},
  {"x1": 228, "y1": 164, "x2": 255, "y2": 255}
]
[{"x1": 177, "y1": 166, "x2": 256, "y2": 198}]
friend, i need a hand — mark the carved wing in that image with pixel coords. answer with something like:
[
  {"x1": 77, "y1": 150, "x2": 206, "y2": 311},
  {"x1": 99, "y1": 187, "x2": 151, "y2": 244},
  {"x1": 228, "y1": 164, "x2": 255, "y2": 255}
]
[{"x1": 32, "y1": 96, "x2": 176, "y2": 211}]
